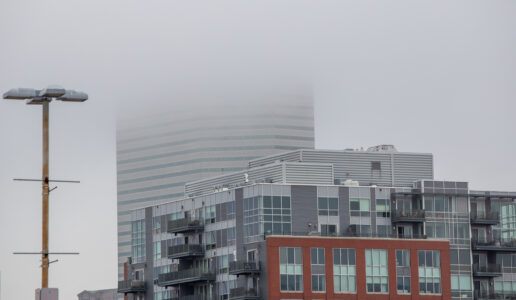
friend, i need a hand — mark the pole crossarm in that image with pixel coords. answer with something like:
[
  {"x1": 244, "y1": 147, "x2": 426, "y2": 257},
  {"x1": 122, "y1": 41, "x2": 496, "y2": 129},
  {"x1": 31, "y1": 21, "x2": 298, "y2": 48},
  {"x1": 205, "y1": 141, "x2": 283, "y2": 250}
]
[
  {"x1": 13, "y1": 252, "x2": 80, "y2": 255},
  {"x1": 13, "y1": 178, "x2": 80, "y2": 183}
]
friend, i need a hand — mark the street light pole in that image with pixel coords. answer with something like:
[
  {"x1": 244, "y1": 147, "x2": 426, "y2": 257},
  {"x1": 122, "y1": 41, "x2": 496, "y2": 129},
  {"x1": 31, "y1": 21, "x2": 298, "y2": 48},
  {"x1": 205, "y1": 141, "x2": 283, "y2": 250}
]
[
  {"x1": 3, "y1": 86, "x2": 88, "y2": 292},
  {"x1": 42, "y1": 100, "x2": 49, "y2": 288}
]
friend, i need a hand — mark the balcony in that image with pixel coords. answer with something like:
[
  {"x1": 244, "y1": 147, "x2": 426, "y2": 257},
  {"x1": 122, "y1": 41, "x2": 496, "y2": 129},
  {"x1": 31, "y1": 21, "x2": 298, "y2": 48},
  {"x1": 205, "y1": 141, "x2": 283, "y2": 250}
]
[
  {"x1": 117, "y1": 280, "x2": 146, "y2": 294},
  {"x1": 157, "y1": 268, "x2": 215, "y2": 287},
  {"x1": 473, "y1": 263, "x2": 502, "y2": 277},
  {"x1": 166, "y1": 295, "x2": 214, "y2": 300},
  {"x1": 168, "y1": 244, "x2": 205, "y2": 259},
  {"x1": 471, "y1": 211, "x2": 500, "y2": 225},
  {"x1": 472, "y1": 238, "x2": 516, "y2": 252},
  {"x1": 391, "y1": 210, "x2": 425, "y2": 223},
  {"x1": 229, "y1": 288, "x2": 260, "y2": 300},
  {"x1": 229, "y1": 261, "x2": 260, "y2": 276},
  {"x1": 474, "y1": 292, "x2": 516, "y2": 300},
  {"x1": 168, "y1": 217, "x2": 204, "y2": 234}
]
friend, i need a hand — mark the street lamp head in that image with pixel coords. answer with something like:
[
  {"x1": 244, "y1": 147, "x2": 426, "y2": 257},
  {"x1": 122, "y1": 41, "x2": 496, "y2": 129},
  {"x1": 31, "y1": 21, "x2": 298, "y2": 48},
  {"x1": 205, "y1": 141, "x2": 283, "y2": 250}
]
[
  {"x1": 41, "y1": 85, "x2": 65, "y2": 98},
  {"x1": 3, "y1": 88, "x2": 39, "y2": 100},
  {"x1": 56, "y1": 90, "x2": 88, "y2": 102},
  {"x1": 26, "y1": 97, "x2": 46, "y2": 105}
]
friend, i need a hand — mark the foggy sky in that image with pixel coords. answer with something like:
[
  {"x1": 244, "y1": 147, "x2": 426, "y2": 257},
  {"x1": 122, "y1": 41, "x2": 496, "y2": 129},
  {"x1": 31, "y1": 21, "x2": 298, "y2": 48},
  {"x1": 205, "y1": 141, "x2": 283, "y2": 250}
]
[{"x1": 1, "y1": 1, "x2": 515, "y2": 299}]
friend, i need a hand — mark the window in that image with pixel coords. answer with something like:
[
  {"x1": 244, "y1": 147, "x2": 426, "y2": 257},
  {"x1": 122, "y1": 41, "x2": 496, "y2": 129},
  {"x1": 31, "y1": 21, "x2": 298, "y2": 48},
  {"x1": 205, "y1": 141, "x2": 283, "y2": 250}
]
[
  {"x1": 318, "y1": 197, "x2": 338, "y2": 216},
  {"x1": 396, "y1": 250, "x2": 411, "y2": 294},
  {"x1": 245, "y1": 195, "x2": 291, "y2": 239},
  {"x1": 501, "y1": 203, "x2": 516, "y2": 242},
  {"x1": 376, "y1": 225, "x2": 390, "y2": 237},
  {"x1": 350, "y1": 224, "x2": 371, "y2": 237},
  {"x1": 153, "y1": 216, "x2": 161, "y2": 234},
  {"x1": 280, "y1": 247, "x2": 303, "y2": 291},
  {"x1": 311, "y1": 248, "x2": 326, "y2": 292},
  {"x1": 376, "y1": 199, "x2": 390, "y2": 217},
  {"x1": 418, "y1": 250, "x2": 441, "y2": 294},
  {"x1": 350, "y1": 198, "x2": 370, "y2": 216},
  {"x1": 205, "y1": 205, "x2": 216, "y2": 224},
  {"x1": 227, "y1": 201, "x2": 235, "y2": 220},
  {"x1": 217, "y1": 254, "x2": 234, "y2": 274},
  {"x1": 451, "y1": 275, "x2": 471, "y2": 293},
  {"x1": 371, "y1": 161, "x2": 381, "y2": 171},
  {"x1": 131, "y1": 220, "x2": 146, "y2": 263},
  {"x1": 333, "y1": 248, "x2": 356, "y2": 293},
  {"x1": 153, "y1": 241, "x2": 161, "y2": 261},
  {"x1": 227, "y1": 227, "x2": 236, "y2": 246},
  {"x1": 450, "y1": 248, "x2": 471, "y2": 265},
  {"x1": 321, "y1": 224, "x2": 337, "y2": 236},
  {"x1": 365, "y1": 249, "x2": 388, "y2": 293}
]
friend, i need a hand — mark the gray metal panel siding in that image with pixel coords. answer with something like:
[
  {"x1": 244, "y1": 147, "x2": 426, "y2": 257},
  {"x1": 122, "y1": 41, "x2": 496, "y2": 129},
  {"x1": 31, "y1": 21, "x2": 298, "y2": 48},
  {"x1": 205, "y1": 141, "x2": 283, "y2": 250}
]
[
  {"x1": 370, "y1": 188, "x2": 376, "y2": 234},
  {"x1": 248, "y1": 150, "x2": 302, "y2": 168},
  {"x1": 302, "y1": 150, "x2": 394, "y2": 186},
  {"x1": 284, "y1": 163, "x2": 334, "y2": 185},
  {"x1": 235, "y1": 188, "x2": 245, "y2": 261},
  {"x1": 392, "y1": 153, "x2": 434, "y2": 186},
  {"x1": 185, "y1": 162, "x2": 333, "y2": 196},
  {"x1": 339, "y1": 187, "x2": 350, "y2": 233},
  {"x1": 291, "y1": 185, "x2": 318, "y2": 233}
]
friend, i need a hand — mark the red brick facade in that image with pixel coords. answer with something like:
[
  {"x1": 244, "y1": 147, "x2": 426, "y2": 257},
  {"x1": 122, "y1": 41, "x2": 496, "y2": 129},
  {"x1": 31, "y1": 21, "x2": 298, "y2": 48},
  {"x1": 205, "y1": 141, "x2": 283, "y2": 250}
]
[{"x1": 266, "y1": 236, "x2": 451, "y2": 300}]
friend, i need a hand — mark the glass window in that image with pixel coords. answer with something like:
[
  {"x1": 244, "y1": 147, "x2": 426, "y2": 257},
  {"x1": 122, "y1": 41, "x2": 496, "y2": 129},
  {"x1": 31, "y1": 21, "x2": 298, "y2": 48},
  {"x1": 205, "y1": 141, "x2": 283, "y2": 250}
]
[
  {"x1": 396, "y1": 250, "x2": 411, "y2": 294},
  {"x1": 366, "y1": 249, "x2": 388, "y2": 293},
  {"x1": 376, "y1": 198, "x2": 390, "y2": 217},
  {"x1": 319, "y1": 197, "x2": 338, "y2": 216},
  {"x1": 418, "y1": 250, "x2": 441, "y2": 294},
  {"x1": 280, "y1": 247, "x2": 303, "y2": 292},
  {"x1": 333, "y1": 248, "x2": 356, "y2": 293},
  {"x1": 131, "y1": 219, "x2": 146, "y2": 263},
  {"x1": 350, "y1": 198, "x2": 370, "y2": 217},
  {"x1": 311, "y1": 248, "x2": 325, "y2": 292}
]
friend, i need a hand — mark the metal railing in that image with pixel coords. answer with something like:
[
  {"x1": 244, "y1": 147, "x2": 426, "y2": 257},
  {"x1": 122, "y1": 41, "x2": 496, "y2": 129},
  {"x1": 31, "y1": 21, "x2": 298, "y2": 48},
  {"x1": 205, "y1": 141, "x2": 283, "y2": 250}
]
[
  {"x1": 168, "y1": 244, "x2": 205, "y2": 258},
  {"x1": 473, "y1": 263, "x2": 502, "y2": 275},
  {"x1": 391, "y1": 209, "x2": 426, "y2": 222},
  {"x1": 158, "y1": 268, "x2": 215, "y2": 286},
  {"x1": 168, "y1": 217, "x2": 204, "y2": 233},
  {"x1": 117, "y1": 279, "x2": 146, "y2": 293},
  {"x1": 471, "y1": 211, "x2": 500, "y2": 224},
  {"x1": 229, "y1": 261, "x2": 260, "y2": 274},
  {"x1": 264, "y1": 231, "x2": 427, "y2": 239},
  {"x1": 229, "y1": 287, "x2": 259, "y2": 298},
  {"x1": 472, "y1": 237, "x2": 516, "y2": 249},
  {"x1": 166, "y1": 295, "x2": 214, "y2": 300}
]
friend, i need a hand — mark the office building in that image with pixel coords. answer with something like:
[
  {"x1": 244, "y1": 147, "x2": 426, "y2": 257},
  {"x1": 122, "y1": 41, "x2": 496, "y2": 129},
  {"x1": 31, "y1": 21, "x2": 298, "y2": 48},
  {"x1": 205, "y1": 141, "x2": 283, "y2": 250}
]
[
  {"x1": 115, "y1": 146, "x2": 516, "y2": 300},
  {"x1": 117, "y1": 96, "x2": 315, "y2": 280}
]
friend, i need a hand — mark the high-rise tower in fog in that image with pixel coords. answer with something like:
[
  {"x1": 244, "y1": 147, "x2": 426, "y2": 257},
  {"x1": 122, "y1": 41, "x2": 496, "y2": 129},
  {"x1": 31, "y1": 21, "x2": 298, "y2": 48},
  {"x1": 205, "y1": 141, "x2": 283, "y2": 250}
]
[{"x1": 116, "y1": 95, "x2": 315, "y2": 279}]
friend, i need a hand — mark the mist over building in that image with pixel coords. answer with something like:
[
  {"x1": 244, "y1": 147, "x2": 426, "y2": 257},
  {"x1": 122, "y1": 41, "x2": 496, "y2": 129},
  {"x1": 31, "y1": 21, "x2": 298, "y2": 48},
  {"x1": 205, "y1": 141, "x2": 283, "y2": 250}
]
[{"x1": 116, "y1": 94, "x2": 315, "y2": 280}]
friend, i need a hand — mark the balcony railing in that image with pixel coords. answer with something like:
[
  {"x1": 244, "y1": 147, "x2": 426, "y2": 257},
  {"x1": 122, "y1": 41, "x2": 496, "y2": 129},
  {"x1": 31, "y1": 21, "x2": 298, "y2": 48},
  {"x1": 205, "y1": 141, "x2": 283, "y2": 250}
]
[
  {"x1": 229, "y1": 261, "x2": 260, "y2": 275},
  {"x1": 168, "y1": 217, "x2": 204, "y2": 234},
  {"x1": 166, "y1": 295, "x2": 214, "y2": 300},
  {"x1": 117, "y1": 280, "x2": 146, "y2": 294},
  {"x1": 472, "y1": 238, "x2": 516, "y2": 252},
  {"x1": 473, "y1": 263, "x2": 502, "y2": 277},
  {"x1": 168, "y1": 244, "x2": 205, "y2": 259},
  {"x1": 474, "y1": 291, "x2": 516, "y2": 300},
  {"x1": 229, "y1": 288, "x2": 260, "y2": 300},
  {"x1": 157, "y1": 268, "x2": 215, "y2": 287},
  {"x1": 391, "y1": 210, "x2": 426, "y2": 223},
  {"x1": 471, "y1": 211, "x2": 500, "y2": 225}
]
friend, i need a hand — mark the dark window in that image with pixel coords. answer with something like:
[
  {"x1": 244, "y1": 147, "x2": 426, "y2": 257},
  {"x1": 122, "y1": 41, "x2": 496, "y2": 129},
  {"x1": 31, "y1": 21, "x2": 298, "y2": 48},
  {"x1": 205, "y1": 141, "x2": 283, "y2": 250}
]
[{"x1": 371, "y1": 161, "x2": 381, "y2": 171}]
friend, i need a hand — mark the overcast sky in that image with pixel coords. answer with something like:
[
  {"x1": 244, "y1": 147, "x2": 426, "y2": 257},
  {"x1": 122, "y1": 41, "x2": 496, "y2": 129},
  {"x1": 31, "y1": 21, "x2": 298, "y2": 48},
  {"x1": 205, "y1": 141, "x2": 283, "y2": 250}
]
[{"x1": 1, "y1": 1, "x2": 515, "y2": 299}]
